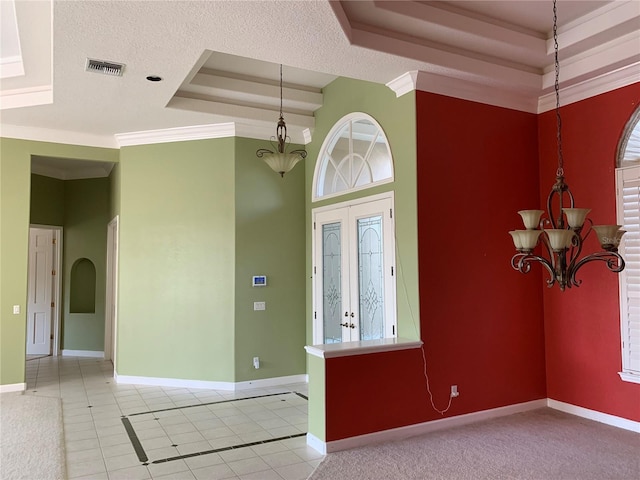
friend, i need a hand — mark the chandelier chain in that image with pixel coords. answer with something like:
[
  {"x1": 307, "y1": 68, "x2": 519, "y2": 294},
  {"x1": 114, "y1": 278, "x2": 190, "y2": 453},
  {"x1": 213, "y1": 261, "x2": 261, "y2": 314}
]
[{"x1": 553, "y1": 0, "x2": 564, "y2": 178}]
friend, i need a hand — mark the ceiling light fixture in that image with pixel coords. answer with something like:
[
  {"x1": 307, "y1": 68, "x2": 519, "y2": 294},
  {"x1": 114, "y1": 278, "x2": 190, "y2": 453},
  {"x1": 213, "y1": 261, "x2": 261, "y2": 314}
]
[
  {"x1": 256, "y1": 64, "x2": 307, "y2": 177},
  {"x1": 509, "y1": 0, "x2": 625, "y2": 291}
]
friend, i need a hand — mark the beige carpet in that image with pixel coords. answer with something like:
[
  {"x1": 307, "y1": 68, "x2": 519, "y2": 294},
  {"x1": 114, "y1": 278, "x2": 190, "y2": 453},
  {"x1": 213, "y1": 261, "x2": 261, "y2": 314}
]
[
  {"x1": 309, "y1": 408, "x2": 640, "y2": 480},
  {"x1": 0, "y1": 393, "x2": 66, "y2": 480}
]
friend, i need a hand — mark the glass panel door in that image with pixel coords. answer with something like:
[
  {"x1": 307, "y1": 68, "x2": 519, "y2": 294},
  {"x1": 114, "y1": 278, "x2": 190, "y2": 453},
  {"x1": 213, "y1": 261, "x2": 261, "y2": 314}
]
[
  {"x1": 313, "y1": 194, "x2": 396, "y2": 344},
  {"x1": 322, "y1": 222, "x2": 343, "y2": 344},
  {"x1": 357, "y1": 215, "x2": 384, "y2": 341}
]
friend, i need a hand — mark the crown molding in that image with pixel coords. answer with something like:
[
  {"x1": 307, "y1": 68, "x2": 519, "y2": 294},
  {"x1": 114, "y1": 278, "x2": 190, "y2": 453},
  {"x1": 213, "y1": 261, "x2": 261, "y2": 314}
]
[
  {"x1": 115, "y1": 123, "x2": 236, "y2": 147},
  {"x1": 386, "y1": 71, "x2": 419, "y2": 98},
  {"x1": 538, "y1": 62, "x2": 640, "y2": 113},
  {"x1": 0, "y1": 85, "x2": 52, "y2": 110},
  {"x1": 0, "y1": 124, "x2": 118, "y2": 148}
]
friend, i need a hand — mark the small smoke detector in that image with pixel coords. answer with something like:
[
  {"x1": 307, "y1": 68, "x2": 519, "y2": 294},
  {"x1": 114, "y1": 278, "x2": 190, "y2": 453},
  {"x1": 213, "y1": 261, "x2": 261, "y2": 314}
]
[{"x1": 85, "y1": 58, "x2": 125, "y2": 77}]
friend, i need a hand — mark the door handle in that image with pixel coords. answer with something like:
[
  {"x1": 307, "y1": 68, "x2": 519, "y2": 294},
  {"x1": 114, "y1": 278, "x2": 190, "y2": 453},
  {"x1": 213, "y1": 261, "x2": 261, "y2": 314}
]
[
  {"x1": 340, "y1": 322, "x2": 350, "y2": 328},
  {"x1": 349, "y1": 323, "x2": 355, "y2": 329},
  {"x1": 350, "y1": 312, "x2": 355, "y2": 318}
]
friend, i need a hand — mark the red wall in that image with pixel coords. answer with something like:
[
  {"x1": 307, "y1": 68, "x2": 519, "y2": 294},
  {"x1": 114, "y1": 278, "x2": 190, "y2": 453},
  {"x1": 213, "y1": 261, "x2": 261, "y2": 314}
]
[
  {"x1": 323, "y1": 86, "x2": 639, "y2": 443},
  {"x1": 540, "y1": 84, "x2": 640, "y2": 421},
  {"x1": 323, "y1": 92, "x2": 548, "y2": 442},
  {"x1": 415, "y1": 92, "x2": 547, "y2": 415}
]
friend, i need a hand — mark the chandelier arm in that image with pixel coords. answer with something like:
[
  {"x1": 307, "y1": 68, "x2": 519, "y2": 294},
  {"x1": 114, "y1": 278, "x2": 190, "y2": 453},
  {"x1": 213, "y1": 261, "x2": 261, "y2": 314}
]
[
  {"x1": 512, "y1": 253, "x2": 557, "y2": 287},
  {"x1": 289, "y1": 149, "x2": 308, "y2": 159},
  {"x1": 568, "y1": 252, "x2": 626, "y2": 288},
  {"x1": 256, "y1": 148, "x2": 274, "y2": 158},
  {"x1": 566, "y1": 232, "x2": 584, "y2": 273}
]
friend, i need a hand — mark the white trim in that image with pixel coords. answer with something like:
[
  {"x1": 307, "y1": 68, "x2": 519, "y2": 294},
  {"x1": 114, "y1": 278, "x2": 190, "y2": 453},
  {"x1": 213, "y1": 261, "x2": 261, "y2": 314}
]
[
  {"x1": 0, "y1": 383, "x2": 26, "y2": 393},
  {"x1": 618, "y1": 371, "x2": 640, "y2": 384},
  {"x1": 306, "y1": 432, "x2": 327, "y2": 455},
  {"x1": 114, "y1": 372, "x2": 308, "y2": 391},
  {"x1": 62, "y1": 349, "x2": 104, "y2": 358},
  {"x1": 547, "y1": 399, "x2": 640, "y2": 433},
  {"x1": 115, "y1": 123, "x2": 236, "y2": 147},
  {"x1": 305, "y1": 338, "x2": 422, "y2": 359},
  {"x1": 538, "y1": 63, "x2": 640, "y2": 113},
  {"x1": 309, "y1": 399, "x2": 546, "y2": 453},
  {"x1": 234, "y1": 374, "x2": 308, "y2": 390},
  {"x1": 0, "y1": 124, "x2": 118, "y2": 148},
  {"x1": 0, "y1": 56, "x2": 25, "y2": 78},
  {"x1": 386, "y1": 71, "x2": 419, "y2": 98},
  {"x1": 0, "y1": 85, "x2": 53, "y2": 110}
]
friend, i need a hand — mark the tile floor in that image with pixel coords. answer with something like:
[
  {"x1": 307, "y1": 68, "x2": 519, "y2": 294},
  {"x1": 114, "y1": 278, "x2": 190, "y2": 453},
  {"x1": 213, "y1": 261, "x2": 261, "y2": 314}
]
[{"x1": 24, "y1": 356, "x2": 323, "y2": 480}]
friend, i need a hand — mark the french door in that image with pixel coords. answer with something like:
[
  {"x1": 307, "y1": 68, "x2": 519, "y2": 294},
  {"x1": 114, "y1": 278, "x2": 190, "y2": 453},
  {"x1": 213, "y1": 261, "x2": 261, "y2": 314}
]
[{"x1": 313, "y1": 194, "x2": 396, "y2": 344}]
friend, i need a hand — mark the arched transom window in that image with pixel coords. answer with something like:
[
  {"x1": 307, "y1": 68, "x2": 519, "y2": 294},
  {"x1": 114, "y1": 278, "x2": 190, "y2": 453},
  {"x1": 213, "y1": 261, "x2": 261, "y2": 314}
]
[{"x1": 313, "y1": 113, "x2": 393, "y2": 200}]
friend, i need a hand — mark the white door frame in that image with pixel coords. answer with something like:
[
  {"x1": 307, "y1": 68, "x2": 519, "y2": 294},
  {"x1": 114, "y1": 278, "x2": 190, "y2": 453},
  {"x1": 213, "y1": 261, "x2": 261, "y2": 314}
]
[
  {"x1": 29, "y1": 225, "x2": 63, "y2": 356},
  {"x1": 105, "y1": 215, "x2": 119, "y2": 366}
]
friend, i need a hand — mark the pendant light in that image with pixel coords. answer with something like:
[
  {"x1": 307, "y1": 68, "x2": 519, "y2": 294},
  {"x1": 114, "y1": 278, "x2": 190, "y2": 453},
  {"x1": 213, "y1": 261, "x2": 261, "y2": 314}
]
[
  {"x1": 509, "y1": 0, "x2": 625, "y2": 290},
  {"x1": 256, "y1": 64, "x2": 307, "y2": 177}
]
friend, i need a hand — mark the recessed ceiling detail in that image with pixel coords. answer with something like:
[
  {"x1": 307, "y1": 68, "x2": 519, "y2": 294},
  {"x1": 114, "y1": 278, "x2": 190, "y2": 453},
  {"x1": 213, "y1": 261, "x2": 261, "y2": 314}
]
[{"x1": 167, "y1": 51, "x2": 336, "y2": 144}]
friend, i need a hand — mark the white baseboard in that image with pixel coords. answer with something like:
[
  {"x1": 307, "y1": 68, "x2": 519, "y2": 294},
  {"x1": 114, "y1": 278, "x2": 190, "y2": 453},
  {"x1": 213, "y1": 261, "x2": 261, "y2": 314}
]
[
  {"x1": 547, "y1": 399, "x2": 640, "y2": 433},
  {"x1": 0, "y1": 383, "x2": 26, "y2": 393},
  {"x1": 235, "y1": 374, "x2": 308, "y2": 390},
  {"x1": 307, "y1": 432, "x2": 327, "y2": 455},
  {"x1": 114, "y1": 372, "x2": 308, "y2": 391},
  {"x1": 310, "y1": 399, "x2": 547, "y2": 454},
  {"x1": 62, "y1": 349, "x2": 104, "y2": 358}
]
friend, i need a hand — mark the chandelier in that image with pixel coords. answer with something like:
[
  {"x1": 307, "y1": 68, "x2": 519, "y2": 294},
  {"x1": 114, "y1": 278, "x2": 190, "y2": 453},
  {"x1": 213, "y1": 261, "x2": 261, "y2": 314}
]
[
  {"x1": 256, "y1": 64, "x2": 307, "y2": 177},
  {"x1": 509, "y1": 0, "x2": 625, "y2": 291}
]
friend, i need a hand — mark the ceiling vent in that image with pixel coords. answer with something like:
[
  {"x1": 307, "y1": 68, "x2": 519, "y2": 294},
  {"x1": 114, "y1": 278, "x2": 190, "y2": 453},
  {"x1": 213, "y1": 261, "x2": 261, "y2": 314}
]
[{"x1": 85, "y1": 58, "x2": 125, "y2": 76}]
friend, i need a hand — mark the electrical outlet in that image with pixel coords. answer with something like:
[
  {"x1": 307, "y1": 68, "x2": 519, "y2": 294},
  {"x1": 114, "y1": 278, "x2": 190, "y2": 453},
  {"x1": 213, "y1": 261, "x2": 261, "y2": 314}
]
[
  {"x1": 253, "y1": 357, "x2": 260, "y2": 369},
  {"x1": 450, "y1": 385, "x2": 459, "y2": 398}
]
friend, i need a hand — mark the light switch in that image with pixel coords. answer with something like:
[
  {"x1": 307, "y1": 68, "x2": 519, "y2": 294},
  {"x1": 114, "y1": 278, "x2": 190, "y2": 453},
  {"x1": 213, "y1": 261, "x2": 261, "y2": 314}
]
[
  {"x1": 13, "y1": 305, "x2": 20, "y2": 314},
  {"x1": 254, "y1": 301, "x2": 266, "y2": 311}
]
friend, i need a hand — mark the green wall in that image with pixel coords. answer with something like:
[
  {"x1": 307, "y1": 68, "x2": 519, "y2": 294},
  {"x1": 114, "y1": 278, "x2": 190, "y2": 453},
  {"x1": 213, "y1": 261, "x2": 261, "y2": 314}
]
[
  {"x1": 234, "y1": 137, "x2": 306, "y2": 382},
  {"x1": 30, "y1": 174, "x2": 64, "y2": 226},
  {"x1": 63, "y1": 177, "x2": 110, "y2": 351},
  {"x1": 0, "y1": 138, "x2": 118, "y2": 386},
  {"x1": 304, "y1": 77, "x2": 420, "y2": 344},
  {"x1": 117, "y1": 139, "x2": 236, "y2": 382}
]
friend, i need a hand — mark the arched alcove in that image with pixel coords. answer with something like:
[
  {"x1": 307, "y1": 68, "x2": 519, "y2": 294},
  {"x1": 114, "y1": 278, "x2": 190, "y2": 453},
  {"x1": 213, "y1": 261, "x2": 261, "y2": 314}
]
[{"x1": 70, "y1": 257, "x2": 96, "y2": 313}]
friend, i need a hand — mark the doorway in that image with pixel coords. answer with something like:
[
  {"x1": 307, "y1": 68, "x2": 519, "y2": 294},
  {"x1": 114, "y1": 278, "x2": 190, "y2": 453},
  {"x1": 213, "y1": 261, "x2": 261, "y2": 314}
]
[{"x1": 26, "y1": 225, "x2": 62, "y2": 357}]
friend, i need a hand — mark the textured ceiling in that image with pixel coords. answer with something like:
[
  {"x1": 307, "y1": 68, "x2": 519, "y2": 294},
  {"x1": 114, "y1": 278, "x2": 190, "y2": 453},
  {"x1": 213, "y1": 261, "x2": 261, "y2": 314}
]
[{"x1": 1, "y1": 0, "x2": 639, "y2": 160}]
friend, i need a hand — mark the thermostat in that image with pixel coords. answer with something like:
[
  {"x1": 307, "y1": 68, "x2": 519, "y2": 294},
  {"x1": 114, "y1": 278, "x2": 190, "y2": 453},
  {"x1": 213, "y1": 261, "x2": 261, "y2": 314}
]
[{"x1": 252, "y1": 275, "x2": 267, "y2": 287}]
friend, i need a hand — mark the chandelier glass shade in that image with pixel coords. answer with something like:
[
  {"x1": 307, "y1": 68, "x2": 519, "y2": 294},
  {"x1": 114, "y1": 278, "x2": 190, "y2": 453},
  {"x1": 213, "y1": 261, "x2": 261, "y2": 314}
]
[
  {"x1": 509, "y1": 0, "x2": 625, "y2": 291},
  {"x1": 256, "y1": 65, "x2": 307, "y2": 177}
]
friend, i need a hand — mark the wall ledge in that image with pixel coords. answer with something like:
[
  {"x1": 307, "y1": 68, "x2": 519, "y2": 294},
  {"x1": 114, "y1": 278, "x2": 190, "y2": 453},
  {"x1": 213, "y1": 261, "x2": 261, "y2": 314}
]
[
  {"x1": 304, "y1": 338, "x2": 423, "y2": 359},
  {"x1": 618, "y1": 371, "x2": 640, "y2": 384}
]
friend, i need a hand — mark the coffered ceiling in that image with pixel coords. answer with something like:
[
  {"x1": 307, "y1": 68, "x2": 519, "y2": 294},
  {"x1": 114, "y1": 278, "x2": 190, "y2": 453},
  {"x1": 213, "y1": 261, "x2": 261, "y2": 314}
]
[{"x1": 1, "y1": 0, "x2": 639, "y2": 152}]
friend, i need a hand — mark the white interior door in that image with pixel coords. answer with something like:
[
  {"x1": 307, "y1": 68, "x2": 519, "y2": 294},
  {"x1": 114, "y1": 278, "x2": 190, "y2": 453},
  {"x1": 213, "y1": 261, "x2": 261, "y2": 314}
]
[
  {"x1": 105, "y1": 216, "x2": 119, "y2": 364},
  {"x1": 27, "y1": 228, "x2": 54, "y2": 355}
]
